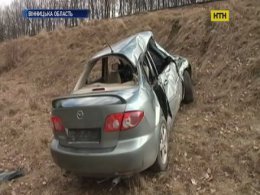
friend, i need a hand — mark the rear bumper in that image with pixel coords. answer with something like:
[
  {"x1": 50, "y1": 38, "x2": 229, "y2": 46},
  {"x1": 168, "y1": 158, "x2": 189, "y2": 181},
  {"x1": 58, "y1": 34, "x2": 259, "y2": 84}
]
[{"x1": 50, "y1": 134, "x2": 157, "y2": 177}]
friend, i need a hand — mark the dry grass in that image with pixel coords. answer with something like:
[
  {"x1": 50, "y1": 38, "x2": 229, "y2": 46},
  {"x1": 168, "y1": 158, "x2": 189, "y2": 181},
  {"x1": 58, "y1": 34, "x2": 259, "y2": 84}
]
[
  {"x1": 0, "y1": 41, "x2": 20, "y2": 74},
  {"x1": 0, "y1": 0, "x2": 259, "y2": 194}
]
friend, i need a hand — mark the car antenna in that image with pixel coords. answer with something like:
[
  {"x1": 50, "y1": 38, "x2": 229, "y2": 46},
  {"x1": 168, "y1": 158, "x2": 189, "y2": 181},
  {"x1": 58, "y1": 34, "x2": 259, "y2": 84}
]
[{"x1": 105, "y1": 39, "x2": 114, "y2": 53}]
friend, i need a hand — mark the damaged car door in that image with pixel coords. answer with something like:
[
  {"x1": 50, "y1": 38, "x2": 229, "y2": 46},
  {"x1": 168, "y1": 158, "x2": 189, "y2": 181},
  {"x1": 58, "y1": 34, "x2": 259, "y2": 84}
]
[
  {"x1": 148, "y1": 39, "x2": 182, "y2": 119},
  {"x1": 143, "y1": 52, "x2": 171, "y2": 121},
  {"x1": 147, "y1": 41, "x2": 176, "y2": 120},
  {"x1": 155, "y1": 42, "x2": 183, "y2": 118}
]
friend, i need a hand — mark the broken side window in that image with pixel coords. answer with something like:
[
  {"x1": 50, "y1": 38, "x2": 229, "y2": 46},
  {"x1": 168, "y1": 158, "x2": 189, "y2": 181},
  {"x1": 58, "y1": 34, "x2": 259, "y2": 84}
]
[
  {"x1": 148, "y1": 39, "x2": 168, "y2": 74},
  {"x1": 141, "y1": 55, "x2": 155, "y2": 84}
]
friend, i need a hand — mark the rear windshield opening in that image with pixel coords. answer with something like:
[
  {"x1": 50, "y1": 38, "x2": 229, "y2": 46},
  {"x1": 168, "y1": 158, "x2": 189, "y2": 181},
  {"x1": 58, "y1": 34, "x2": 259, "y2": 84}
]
[
  {"x1": 86, "y1": 55, "x2": 136, "y2": 85},
  {"x1": 75, "y1": 55, "x2": 138, "y2": 92}
]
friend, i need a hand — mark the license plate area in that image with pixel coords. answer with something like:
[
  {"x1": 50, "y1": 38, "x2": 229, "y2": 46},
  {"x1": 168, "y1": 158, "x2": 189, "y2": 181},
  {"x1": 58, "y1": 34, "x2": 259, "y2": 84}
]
[{"x1": 67, "y1": 128, "x2": 101, "y2": 142}]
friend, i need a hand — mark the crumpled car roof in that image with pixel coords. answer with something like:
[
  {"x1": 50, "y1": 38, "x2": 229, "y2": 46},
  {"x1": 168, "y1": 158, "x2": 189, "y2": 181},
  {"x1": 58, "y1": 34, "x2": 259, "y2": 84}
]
[{"x1": 90, "y1": 31, "x2": 153, "y2": 66}]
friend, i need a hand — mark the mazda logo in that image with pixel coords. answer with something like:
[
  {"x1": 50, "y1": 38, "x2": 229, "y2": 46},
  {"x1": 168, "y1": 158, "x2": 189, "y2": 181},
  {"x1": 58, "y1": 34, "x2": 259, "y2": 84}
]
[{"x1": 76, "y1": 110, "x2": 84, "y2": 120}]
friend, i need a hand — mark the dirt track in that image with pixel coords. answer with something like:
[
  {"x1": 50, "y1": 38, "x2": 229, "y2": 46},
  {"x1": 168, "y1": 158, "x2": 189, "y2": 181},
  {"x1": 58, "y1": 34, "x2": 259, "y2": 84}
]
[{"x1": 0, "y1": 0, "x2": 259, "y2": 194}]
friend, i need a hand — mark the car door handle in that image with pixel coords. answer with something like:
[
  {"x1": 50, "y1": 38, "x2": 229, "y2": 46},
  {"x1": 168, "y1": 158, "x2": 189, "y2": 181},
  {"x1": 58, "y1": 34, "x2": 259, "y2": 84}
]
[{"x1": 164, "y1": 80, "x2": 168, "y2": 86}]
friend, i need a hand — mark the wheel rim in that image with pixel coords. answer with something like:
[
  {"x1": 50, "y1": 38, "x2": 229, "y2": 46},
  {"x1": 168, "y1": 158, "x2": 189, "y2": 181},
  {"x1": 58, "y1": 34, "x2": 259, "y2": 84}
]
[{"x1": 159, "y1": 124, "x2": 168, "y2": 164}]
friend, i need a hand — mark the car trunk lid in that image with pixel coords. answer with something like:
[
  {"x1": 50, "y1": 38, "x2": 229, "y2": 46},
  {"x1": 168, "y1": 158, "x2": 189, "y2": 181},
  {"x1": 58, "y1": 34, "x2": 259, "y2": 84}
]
[{"x1": 52, "y1": 94, "x2": 126, "y2": 149}]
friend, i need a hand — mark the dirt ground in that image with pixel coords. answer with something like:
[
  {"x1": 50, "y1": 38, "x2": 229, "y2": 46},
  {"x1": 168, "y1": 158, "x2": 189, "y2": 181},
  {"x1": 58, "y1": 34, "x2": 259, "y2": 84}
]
[{"x1": 0, "y1": 0, "x2": 259, "y2": 194}]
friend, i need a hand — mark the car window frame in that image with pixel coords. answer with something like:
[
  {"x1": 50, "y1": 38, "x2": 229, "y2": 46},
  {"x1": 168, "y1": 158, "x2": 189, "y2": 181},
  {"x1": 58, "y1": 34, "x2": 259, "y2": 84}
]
[
  {"x1": 147, "y1": 38, "x2": 169, "y2": 74},
  {"x1": 147, "y1": 51, "x2": 159, "y2": 77},
  {"x1": 140, "y1": 52, "x2": 158, "y2": 85}
]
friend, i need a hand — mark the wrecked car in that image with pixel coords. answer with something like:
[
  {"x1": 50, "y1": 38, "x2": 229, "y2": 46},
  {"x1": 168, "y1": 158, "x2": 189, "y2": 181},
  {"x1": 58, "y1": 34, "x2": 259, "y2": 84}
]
[{"x1": 50, "y1": 31, "x2": 194, "y2": 177}]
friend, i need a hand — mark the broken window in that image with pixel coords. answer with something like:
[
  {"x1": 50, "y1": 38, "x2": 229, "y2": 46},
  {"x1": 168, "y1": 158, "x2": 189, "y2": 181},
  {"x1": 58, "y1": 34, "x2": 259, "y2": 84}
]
[
  {"x1": 141, "y1": 55, "x2": 156, "y2": 84},
  {"x1": 87, "y1": 60, "x2": 103, "y2": 84},
  {"x1": 86, "y1": 55, "x2": 135, "y2": 85},
  {"x1": 148, "y1": 39, "x2": 168, "y2": 74},
  {"x1": 75, "y1": 55, "x2": 138, "y2": 92}
]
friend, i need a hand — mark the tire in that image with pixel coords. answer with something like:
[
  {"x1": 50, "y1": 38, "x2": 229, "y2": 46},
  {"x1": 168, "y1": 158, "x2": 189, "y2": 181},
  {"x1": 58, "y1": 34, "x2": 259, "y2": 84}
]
[
  {"x1": 183, "y1": 70, "x2": 194, "y2": 104},
  {"x1": 152, "y1": 118, "x2": 168, "y2": 172}
]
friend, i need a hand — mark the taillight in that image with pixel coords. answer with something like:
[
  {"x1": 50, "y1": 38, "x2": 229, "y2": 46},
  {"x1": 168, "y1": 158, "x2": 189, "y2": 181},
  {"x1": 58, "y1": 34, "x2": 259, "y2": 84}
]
[
  {"x1": 104, "y1": 111, "x2": 144, "y2": 132},
  {"x1": 51, "y1": 116, "x2": 65, "y2": 132},
  {"x1": 104, "y1": 113, "x2": 124, "y2": 132},
  {"x1": 121, "y1": 111, "x2": 144, "y2": 130}
]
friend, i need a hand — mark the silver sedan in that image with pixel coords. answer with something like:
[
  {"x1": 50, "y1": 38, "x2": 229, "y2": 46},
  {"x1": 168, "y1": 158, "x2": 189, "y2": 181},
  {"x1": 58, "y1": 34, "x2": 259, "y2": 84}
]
[{"x1": 50, "y1": 31, "x2": 194, "y2": 177}]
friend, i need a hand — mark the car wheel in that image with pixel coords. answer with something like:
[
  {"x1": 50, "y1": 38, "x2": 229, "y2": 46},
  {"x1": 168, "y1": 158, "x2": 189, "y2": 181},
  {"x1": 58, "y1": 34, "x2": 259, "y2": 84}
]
[
  {"x1": 183, "y1": 70, "x2": 194, "y2": 103},
  {"x1": 152, "y1": 119, "x2": 168, "y2": 171}
]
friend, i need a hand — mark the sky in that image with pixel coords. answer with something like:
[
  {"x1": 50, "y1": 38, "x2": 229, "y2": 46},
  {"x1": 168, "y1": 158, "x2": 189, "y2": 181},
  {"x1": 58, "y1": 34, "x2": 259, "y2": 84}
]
[{"x1": 0, "y1": 0, "x2": 13, "y2": 8}]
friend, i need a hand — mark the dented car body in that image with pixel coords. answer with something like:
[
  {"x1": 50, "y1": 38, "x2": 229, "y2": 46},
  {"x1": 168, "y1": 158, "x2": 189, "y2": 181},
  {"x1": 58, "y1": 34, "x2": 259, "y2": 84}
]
[{"x1": 50, "y1": 31, "x2": 193, "y2": 177}]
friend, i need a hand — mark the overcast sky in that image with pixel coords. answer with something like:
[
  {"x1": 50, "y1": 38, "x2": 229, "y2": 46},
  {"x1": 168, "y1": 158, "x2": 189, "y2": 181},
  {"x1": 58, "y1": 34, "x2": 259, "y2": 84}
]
[{"x1": 0, "y1": 0, "x2": 13, "y2": 8}]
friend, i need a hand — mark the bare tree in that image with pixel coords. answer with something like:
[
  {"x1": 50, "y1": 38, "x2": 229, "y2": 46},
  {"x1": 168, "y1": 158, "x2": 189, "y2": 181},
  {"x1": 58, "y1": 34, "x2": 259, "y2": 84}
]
[{"x1": 0, "y1": 0, "x2": 215, "y2": 42}]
